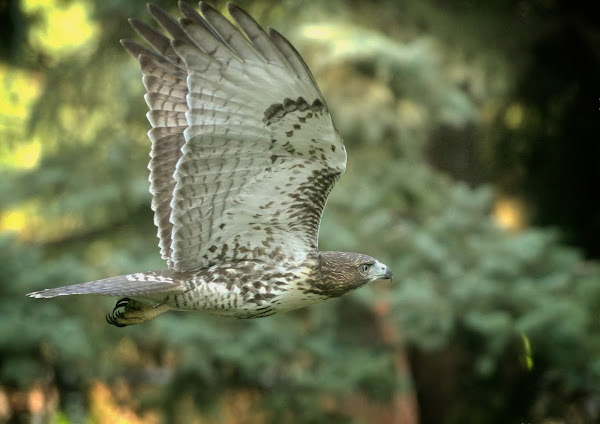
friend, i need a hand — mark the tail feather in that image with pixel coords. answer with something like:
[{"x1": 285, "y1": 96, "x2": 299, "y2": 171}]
[{"x1": 27, "y1": 270, "x2": 184, "y2": 298}]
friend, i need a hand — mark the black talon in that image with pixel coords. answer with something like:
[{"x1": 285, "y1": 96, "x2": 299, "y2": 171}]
[
  {"x1": 107, "y1": 298, "x2": 131, "y2": 327},
  {"x1": 114, "y1": 298, "x2": 131, "y2": 312},
  {"x1": 106, "y1": 312, "x2": 126, "y2": 328}
]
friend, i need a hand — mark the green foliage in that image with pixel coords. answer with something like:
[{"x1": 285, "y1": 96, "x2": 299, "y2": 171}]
[{"x1": 1, "y1": 0, "x2": 599, "y2": 423}]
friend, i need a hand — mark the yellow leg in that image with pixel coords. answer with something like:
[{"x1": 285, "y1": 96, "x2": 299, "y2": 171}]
[{"x1": 106, "y1": 298, "x2": 171, "y2": 327}]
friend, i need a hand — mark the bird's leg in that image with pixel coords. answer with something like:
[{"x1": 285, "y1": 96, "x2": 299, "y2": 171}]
[{"x1": 106, "y1": 297, "x2": 171, "y2": 327}]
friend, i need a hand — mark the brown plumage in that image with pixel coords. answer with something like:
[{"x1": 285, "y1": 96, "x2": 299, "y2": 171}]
[{"x1": 27, "y1": 2, "x2": 392, "y2": 326}]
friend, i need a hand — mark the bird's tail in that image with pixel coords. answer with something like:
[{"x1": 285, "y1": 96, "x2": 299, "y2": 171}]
[{"x1": 27, "y1": 270, "x2": 184, "y2": 298}]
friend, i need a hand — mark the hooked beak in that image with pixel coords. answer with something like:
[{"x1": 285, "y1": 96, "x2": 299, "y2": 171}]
[
  {"x1": 383, "y1": 265, "x2": 393, "y2": 280},
  {"x1": 377, "y1": 262, "x2": 393, "y2": 280}
]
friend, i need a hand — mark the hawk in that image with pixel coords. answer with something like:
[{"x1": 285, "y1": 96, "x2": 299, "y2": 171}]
[{"x1": 28, "y1": 2, "x2": 393, "y2": 326}]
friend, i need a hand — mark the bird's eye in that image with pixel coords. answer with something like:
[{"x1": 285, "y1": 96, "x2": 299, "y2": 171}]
[{"x1": 360, "y1": 263, "x2": 372, "y2": 273}]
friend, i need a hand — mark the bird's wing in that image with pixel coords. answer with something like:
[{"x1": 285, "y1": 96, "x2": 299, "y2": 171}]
[{"x1": 123, "y1": 2, "x2": 346, "y2": 272}]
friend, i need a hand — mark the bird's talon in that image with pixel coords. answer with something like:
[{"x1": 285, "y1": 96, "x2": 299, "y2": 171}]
[
  {"x1": 106, "y1": 298, "x2": 153, "y2": 327},
  {"x1": 114, "y1": 298, "x2": 131, "y2": 312},
  {"x1": 107, "y1": 299, "x2": 130, "y2": 328},
  {"x1": 106, "y1": 311, "x2": 126, "y2": 327}
]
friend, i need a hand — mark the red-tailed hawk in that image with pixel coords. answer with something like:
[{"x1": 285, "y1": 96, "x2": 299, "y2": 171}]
[{"x1": 28, "y1": 2, "x2": 392, "y2": 326}]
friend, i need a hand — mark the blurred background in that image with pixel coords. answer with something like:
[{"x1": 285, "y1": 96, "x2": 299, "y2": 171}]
[{"x1": 1, "y1": 0, "x2": 599, "y2": 422}]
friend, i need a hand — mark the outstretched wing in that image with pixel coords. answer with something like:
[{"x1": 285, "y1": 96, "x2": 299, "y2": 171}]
[{"x1": 123, "y1": 2, "x2": 346, "y2": 272}]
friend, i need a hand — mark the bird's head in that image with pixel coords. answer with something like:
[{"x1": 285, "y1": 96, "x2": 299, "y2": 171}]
[{"x1": 314, "y1": 251, "x2": 393, "y2": 298}]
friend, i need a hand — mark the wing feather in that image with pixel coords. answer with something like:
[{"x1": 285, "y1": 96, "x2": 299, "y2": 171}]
[
  {"x1": 138, "y1": 54, "x2": 187, "y2": 82},
  {"x1": 199, "y1": 2, "x2": 264, "y2": 62},
  {"x1": 129, "y1": 18, "x2": 174, "y2": 57},
  {"x1": 226, "y1": 3, "x2": 289, "y2": 67},
  {"x1": 178, "y1": 1, "x2": 226, "y2": 44},
  {"x1": 121, "y1": 38, "x2": 163, "y2": 62},
  {"x1": 179, "y1": 18, "x2": 242, "y2": 63},
  {"x1": 126, "y1": 2, "x2": 347, "y2": 272},
  {"x1": 144, "y1": 93, "x2": 187, "y2": 113},
  {"x1": 142, "y1": 76, "x2": 187, "y2": 98},
  {"x1": 267, "y1": 27, "x2": 324, "y2": 100},
  {"x1": 147, "y1": 4, "x2": 188, "y2": 43}
]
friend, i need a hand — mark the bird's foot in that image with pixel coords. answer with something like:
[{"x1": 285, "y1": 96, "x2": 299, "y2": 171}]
[{"x1": 106, "y1": 297, "x2": 170, "y2": 327}]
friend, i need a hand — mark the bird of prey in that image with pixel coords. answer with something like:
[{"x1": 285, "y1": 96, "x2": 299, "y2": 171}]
[{"x1": 28, "y1": 2, "x2": 393, "y2": 326}]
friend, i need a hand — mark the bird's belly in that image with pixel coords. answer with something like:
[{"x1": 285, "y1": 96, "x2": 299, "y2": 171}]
[{"x1": 165, "y1": 278, "x2": 327, "y2": 318}]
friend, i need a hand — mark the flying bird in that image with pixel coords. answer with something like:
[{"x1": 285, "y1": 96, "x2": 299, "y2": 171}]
[{"x1": 27, "y1": 2, "x2": 393, "y2": 326}]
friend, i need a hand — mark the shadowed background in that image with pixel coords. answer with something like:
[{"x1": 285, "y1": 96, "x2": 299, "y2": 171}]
[{"x1": 1, "y1": 0, "x2": 599, "y2": 423}]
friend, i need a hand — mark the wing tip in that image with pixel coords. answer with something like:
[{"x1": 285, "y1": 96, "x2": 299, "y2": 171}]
[
  {"x1": 178, "y1": 1, "x2": 194, "y2": 13},
  {"x1": 226, "y1": 2, "x2": 244, "y2": 19},
  {"x1": 147, "y1": 2, "x2": 160, "y2": 14}
]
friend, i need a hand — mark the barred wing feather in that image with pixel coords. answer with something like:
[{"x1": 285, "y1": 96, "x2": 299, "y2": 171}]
[{"x1": 123, "y1": 2, "x2": 346, "y2": 272}]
